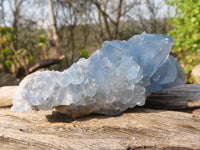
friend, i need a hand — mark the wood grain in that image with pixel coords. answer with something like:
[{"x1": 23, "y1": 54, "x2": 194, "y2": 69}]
[{"x1": 0, "y1": 84, "x2": 200, "y2": 149}]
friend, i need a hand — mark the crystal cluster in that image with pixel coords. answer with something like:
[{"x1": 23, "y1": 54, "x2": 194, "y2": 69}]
[{"x1": 11, "y1": 33, "x2": 185, "y2": 118}]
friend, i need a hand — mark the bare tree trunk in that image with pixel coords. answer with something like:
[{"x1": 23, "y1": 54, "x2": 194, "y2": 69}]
[
  {"x1": 48, "y1": 0, "x2": 61, "y2": 48},
  {"x1": 97, "y1": 8, "x2": 105, "y2": 41},
  {"x1": 8, "y1": 0, "x2": 23, "y2": 38},
  {"x1": 0, "y1": 0, "x2": 6, "y2": 26},
  {"x1": 70, "y1": 26, "x2": 75, "y2": 64},
  {"x1": 93, "y1": 0, "x2": 112, "y2": 40},
  {"x1": 113, "y1": 0, "x2": 122, "y2": 39},
  {"x1": 82, "y1": 24, "x2": 90, "y2": 49},
  {"x1": 146, "y1": 0, "x2": 164, "y2": 34},
  {"x1": 92, "y1": 0, "x2": 137, "y2": 41}
]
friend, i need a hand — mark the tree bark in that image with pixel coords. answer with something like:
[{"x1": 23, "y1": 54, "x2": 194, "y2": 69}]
[
  {"x1": 93, "y1": 0, "x2": 112, "y2": 40},
  {"x1": 113, "y1": 0, "x2": 122, "y2": 39},
  {"x1": 48, "y1": 0, "x2": 61, "y2": 48}
]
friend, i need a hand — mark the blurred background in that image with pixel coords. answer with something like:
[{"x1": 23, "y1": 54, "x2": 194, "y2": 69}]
[{"x1": 0, "y1": 0, "x2": 199, "y2": 86}]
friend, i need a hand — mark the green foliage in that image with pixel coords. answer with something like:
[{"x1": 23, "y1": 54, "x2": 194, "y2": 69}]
[
  {"x1": 0, "y1": 27, "x2": 7, "y2": 35},
  {"x1": 79, "y1": 49, "x2": 89, "y2": 59},
  {"x1": 59, "y1": 59, "x2": 66, "y2": 65},
  {"x1": 0, "y1": 26, "x2": 33, "y2": 74},
  {"x1": 2, "y1": 48, "x2": 12, "y2": 56},
  {"x1": 0, "y1": 27, "x2": 15, "y2": 72},
  {"x1": 0, "y1": 27, "x2": 16, "y2": 43},
  {"x1": 38, "y1": 35, "x2": 48, "y2": 59},
  {"x1": 28, "y1": 56, "x2": 34, "y2": 63},
  {"x1": 5, "y1": 60, "x2": 12, "y2": 68},
  {"x1": 188, "y1": 75, "x2": 195, "y2": 83},
  {"x1": 167, "y1": 0, "x2": 200, "y2": 83},
  {"x1": 38, "y1": 35, "x2": 46, "y2": 46}
]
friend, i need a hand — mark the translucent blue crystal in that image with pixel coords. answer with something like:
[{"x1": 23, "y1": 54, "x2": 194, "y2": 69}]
[{"x1": 11, "y1": 33, "x2": 186, "y2": 117}]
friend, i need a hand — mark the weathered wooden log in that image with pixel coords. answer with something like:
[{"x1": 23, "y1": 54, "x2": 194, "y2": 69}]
[
  {"x1": 0, "y1": 84, "x2": 200, "y2": 149},
  {"x1": 145, "y1": 84, "x2": 200, "y2": 110},
  {"x1": 16, "y1": 55, "x2": 65, "y2": 78},
  {"x1": 0, "y1": 86, "x2": 17, "y2": 107}
]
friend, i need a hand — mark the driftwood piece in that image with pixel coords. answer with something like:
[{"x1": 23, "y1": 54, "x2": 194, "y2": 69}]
[
  {"x1": 145, "y1": 84, "x2": 200, "y2": 110},
  {"x1": 0, "y1": 84, "x2": 200, "y2": 149},
  {"x1": 0, "y1": 86, "x2": 17, "y2": 107},
  {"x1": 16, "y1": 55, "x2": 65, "y2": 78}
]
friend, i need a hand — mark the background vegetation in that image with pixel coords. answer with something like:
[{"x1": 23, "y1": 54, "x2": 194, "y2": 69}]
[
  {"x1": 0, "y1": 0, "x2": 199, "y2": 83},
  {"x1": 167, "y1": 0, "x2": 200, "y2": 83}
]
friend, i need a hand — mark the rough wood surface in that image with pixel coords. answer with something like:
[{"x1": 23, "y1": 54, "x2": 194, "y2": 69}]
[
  {"x1": 0, "y1": 86, "x2": 17, "y2": 107},
  {"x1": 0, "y1": 84, "x2": 200, "y2": 150}
]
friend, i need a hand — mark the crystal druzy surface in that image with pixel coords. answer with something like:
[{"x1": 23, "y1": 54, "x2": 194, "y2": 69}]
[{"x1": 11, "y1": 33, "x2": 186, "y2": 117}]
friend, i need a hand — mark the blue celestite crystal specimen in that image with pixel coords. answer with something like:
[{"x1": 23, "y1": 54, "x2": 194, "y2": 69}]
[{"x1": 11, "y1": 33, "x2": 186, "y2": 117}]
